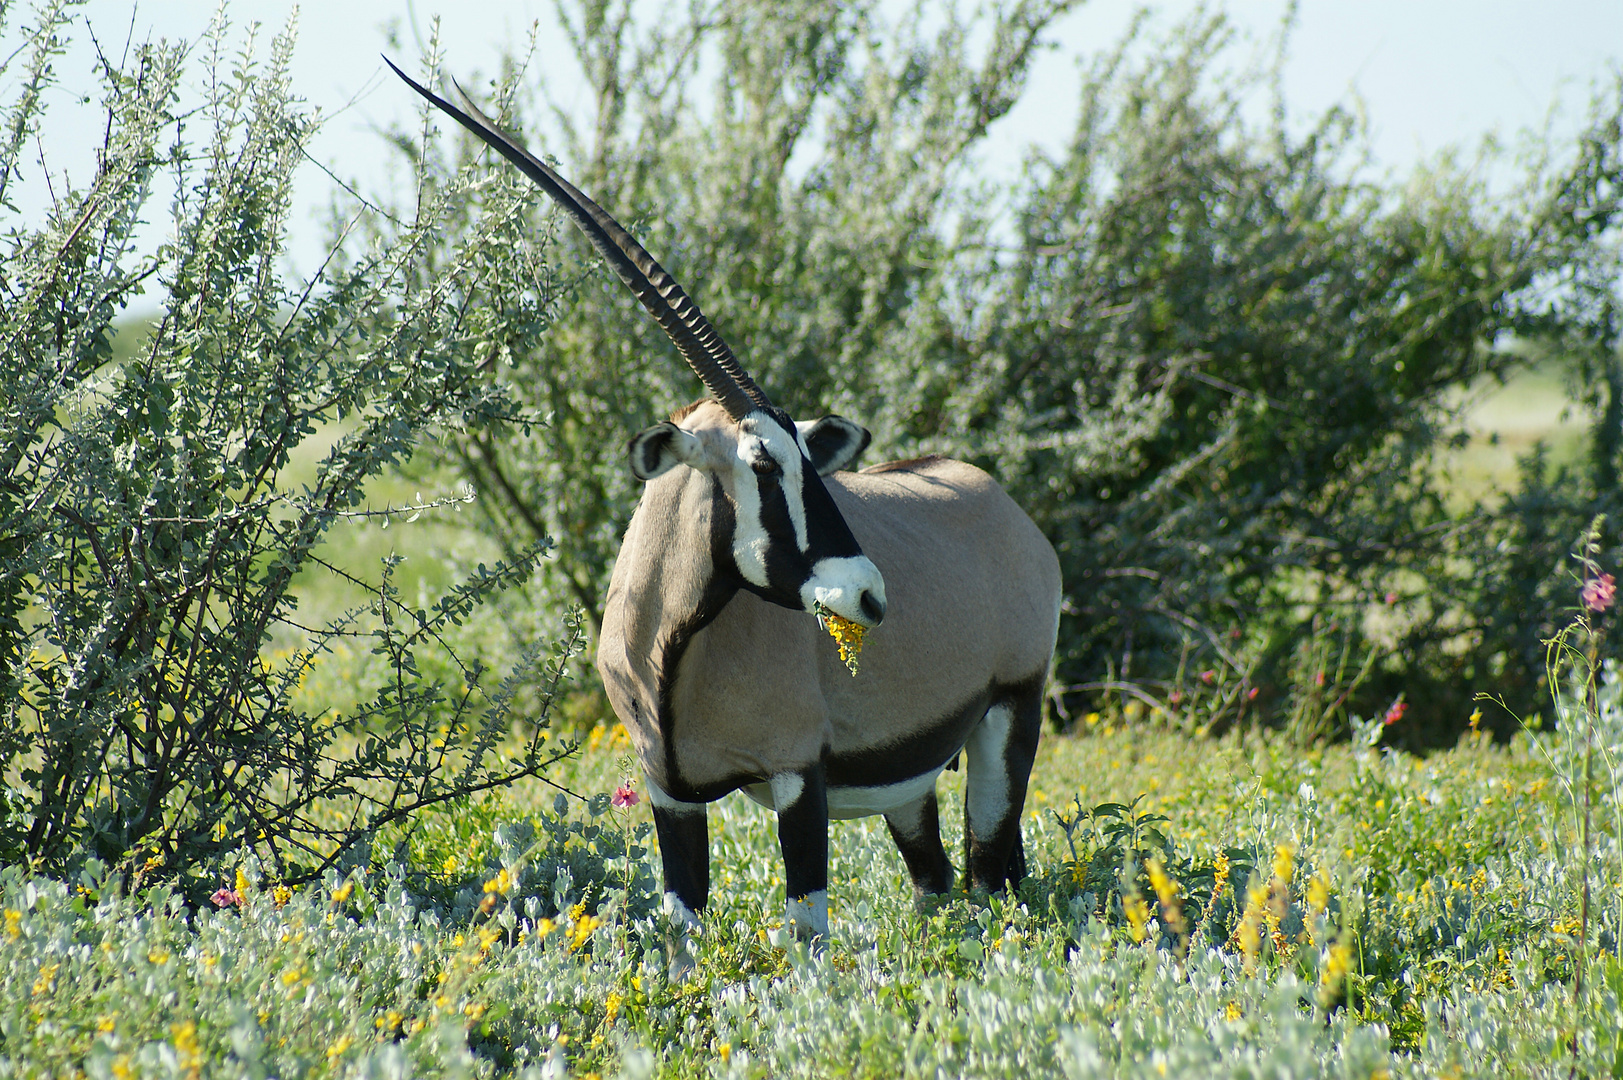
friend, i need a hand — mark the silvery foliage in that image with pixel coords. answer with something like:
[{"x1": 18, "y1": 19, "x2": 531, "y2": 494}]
[
  {"x1": 0, "y1": 4, "x2": 581, "y2": 885},
  {"x1": 4, "y1": 778, "x2": 1622, "y2": 1080}
]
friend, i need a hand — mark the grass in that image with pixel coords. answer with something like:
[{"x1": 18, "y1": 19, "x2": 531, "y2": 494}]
[
  {"x1": 21, "y1": 324, "x2": 1608, "y2": 1076},
  {"x1": 5, "y1": 715, "x2": 1619, "y2": 1078}
]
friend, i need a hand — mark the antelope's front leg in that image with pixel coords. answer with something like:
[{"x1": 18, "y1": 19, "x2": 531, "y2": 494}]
[
  {"x1": 648, "y1": 780, "x2": 708, "y2": 973},
  {"x1": 771, "y1": 766, "x2": 829, "y2": 940}
]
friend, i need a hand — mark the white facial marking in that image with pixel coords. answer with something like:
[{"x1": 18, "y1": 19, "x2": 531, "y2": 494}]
[
  {"x1": 727, "y1": 413, "x2": 809, "y2": 588},
  {"x1": 963, "y1": 703, "x2": 1015, "y2": 838},
  {"x1": 785, "y1": 889, "x2": 828, "y2": 940},
  {"x1": 799, "y1": 555, "x2": 886, "y2": 626},
  {"x1": 645, "y1": 774, "x2": 705, "y2": 815}
]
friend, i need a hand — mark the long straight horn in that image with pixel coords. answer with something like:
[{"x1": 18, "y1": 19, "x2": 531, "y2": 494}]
[{"x1": 386, "y1": 58, "x2": 772, "y2": 420}]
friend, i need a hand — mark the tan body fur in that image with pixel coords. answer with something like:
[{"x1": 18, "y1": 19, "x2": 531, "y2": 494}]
[{"x1": 598, "y1": 403, "x2": 1061, "y2": 804}]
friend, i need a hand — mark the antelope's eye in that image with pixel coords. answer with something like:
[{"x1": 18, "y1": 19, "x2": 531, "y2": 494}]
[{"x1": 751, "y1": 455, "x2": 783, "y2": 479}]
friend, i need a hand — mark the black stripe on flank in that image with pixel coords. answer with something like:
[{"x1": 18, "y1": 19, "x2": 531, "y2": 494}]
[
  {"x1": 824, "y1": 673, "x2": 1041, "y2": 789},
  {"x1": 653, "y1": 476, "x2": 743, "y2": 801}
]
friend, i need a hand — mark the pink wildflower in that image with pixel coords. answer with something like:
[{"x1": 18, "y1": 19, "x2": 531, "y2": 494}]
[
  {"x1": 1383, "y1": 700, "x2": 1408, "y2": 727},
  {"x1": 211, "y1": 887, "x2": 240, "y2": 908},
  {"x1": 1313, "y1": 670, "x2": 1326, "y2": 687},
  {"x1": 1581, "y1": 572, "x2": 1616, "y2": 613},
  {"x1": 1246, "y1": 687, "x2": 1259, "y2": 701},
  {"x1": 1199, "y1": 670, "x2": 1216, "y2": 685},
  {"x1": 1384, "y1": 591, "x2": 1399, "y2": 605},
  {"x1": 611, "y1": 784, "x2": 640, "y2": 809},
  {"x1": 1168, "y1": 690, "x2": 1183, "y2": 706}
]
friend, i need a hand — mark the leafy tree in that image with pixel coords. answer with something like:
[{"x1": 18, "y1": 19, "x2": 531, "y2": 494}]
[
  {"x1": 377, "y1": 1, "x2": 1623, "y2": 742},
  {"x1": 0, "y1": 5, "x2": 581, "y2": 885}
]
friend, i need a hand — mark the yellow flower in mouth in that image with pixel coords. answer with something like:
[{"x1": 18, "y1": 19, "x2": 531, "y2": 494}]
[{"x1": 815, "y1": 602, "x2": 865, "y2": 676}]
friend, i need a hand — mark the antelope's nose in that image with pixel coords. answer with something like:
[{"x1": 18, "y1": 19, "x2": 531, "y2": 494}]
[{"x1": 860, "y1": 588, "x2": 886, "y2": 627}]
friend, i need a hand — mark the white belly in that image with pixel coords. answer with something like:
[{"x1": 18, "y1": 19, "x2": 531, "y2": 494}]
[{"x1": 741, "y1": 768, "x2": 942, "y2": 820}]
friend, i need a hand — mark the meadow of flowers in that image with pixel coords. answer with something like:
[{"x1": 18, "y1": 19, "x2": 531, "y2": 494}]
[{"x1": 3, "y1": 694, "x2": 1619, "y2": 1079}]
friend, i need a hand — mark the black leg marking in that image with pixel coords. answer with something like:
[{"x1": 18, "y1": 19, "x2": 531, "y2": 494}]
[
  {"x1": 963, "y1": 678, "x2": 1043, "y2": 893},
  {"x1": 652, "y1": 803, "x2": 710, "y2": 915},
  {"x1": 773, "y1": 766, "x2": 829, "y2": 939},
  {"x1": 884, "y1": 788, "x2": 954, "y2": 897}
]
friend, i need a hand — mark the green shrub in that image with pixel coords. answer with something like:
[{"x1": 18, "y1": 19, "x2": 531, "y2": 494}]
[
  {"x1": 369, "y1": 2, "x2": 1623, "y2": 742},
  {"x1": 0, "y1": 7, "x2": 581, "y2": 888}
]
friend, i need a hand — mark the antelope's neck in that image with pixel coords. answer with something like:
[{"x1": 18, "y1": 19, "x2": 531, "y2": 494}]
[{"x1": 597, "y1": 469, "x2": 739, "y2": 783}]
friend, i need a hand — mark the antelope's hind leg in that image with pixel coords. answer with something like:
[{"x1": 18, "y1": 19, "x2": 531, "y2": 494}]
[
  {"x1": 884, "y1": 786, "x2": 954, "y2": 898},
  {"x1": 962, "y1": 679, "x2": 1043, "y2": 893}
]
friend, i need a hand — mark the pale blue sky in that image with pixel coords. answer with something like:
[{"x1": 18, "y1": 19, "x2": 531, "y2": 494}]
[{"x1": 7, "y1": 1, "x2": 1622, "y2": 280}]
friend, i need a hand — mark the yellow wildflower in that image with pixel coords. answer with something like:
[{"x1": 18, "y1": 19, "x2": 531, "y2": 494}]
[
  {"x1": 1123, "y1": 895, "x2": 1150, "y2": 943},
  {"x1": 171, "y1": 1021, "x2": 201, "y2": 1079},
  {"x1": 718, "y1": 1042, "x2": 732, "y2": 1064},
  {"x1": 234, "y1": 866, "x2": 251, "y2": 898},
  {"x1": 442, "y1": 855, "x2": 459, "y2": 875},
  {"x1": 1234, "y1": 883, "x2": 1269, "y2": 969},
  {"x1": 1271, "y1": 844, "x2": 1295, "y2": 886},
  {"x1": 98, "y1": 1015, "x2": 116, "y2": 1034},
  {"x1": 4, "y1": 909, "x2": 19, "y2": 941},
  {"x1": 463, "y1": 1002, "x2": 486, "y2": 1021},
  {"x1": 32, "y1": 963, "x2": 59, "y2": 996},
  {"x1": 273, "y1": 884, "x2": 292, "y2": 908},
  {"x1": 327, "y1": 1036, "x2": 351, "y2": 1063},
  {"x1": 815, "y1": 602, "x2": 866, "y2": 676},
  {"x1": 1225, "y1": 1001, "x2": 1243, "y2": 1022},
  {"x1": 1211, "y1": 852, "x2": 1231, "y2": 901},
  {"x1": 1320, "y1": 942, "x2": 1351, "y2": 1004},
  {"x1": 605, "y1": 990, "x2": 623, "y2": 1024},
  {"x1": 1146, "y1": 857, "x2": 1188, "y2": 939},
  {"x1": 570, "y1": 912, "x2": 601, "y2": 952},
  {"x1": 332, "y1": 879, "x2": 354, "y2": 904},
  {"x1": 483, "y1": 868, "x2": 512, "y2": 895},
  {"x1": 1306, "y1": 871, "x2": 1331, "y2": 920},
  {"x1": 477, "y1": 926, "x2": 502, "y2": 955}
]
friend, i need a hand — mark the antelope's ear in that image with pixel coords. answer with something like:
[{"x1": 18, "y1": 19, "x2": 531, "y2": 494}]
[
  {"x1": 628, "y1": 422, "x2": 701, "y2": 481},
  {"x1": 798, "y1": 415, "x2": 871, "y2": 476}
]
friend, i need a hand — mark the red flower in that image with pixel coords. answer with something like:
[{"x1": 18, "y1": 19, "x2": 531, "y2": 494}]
[
  {"x1": 211, "y1": 887, "x2": 240, "y2": 908},
  {"x1": 611, "y1": 784, "x2": 640, "y2": 809},
  {"x1": 1246, "y1": 687, "x2": 1259, "y2": 701},
  {"x1": 1581, "y1": 572, "x2": 1615, "y2": 613},
  {"x1": 1383, "y1": 700, "x2": 1408, "y2": 727}
]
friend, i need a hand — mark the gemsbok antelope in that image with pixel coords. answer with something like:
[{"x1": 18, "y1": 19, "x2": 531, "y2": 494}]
[{"x1": 392, "y1": 61, "x2": 1062, "y2": 945}]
